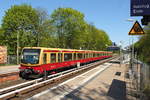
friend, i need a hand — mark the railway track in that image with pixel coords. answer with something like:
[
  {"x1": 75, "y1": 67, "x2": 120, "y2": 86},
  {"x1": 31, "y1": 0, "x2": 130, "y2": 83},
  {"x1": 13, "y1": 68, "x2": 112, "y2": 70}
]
[{"x1": 0, "y1": 57, "x2": 117, "y2": 100}]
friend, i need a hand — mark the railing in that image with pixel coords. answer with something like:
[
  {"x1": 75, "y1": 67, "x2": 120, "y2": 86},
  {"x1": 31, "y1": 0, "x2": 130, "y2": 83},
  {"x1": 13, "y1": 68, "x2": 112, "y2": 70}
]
[{"x1": 130, "y1": 58, "x2": 150, "y2": 100}]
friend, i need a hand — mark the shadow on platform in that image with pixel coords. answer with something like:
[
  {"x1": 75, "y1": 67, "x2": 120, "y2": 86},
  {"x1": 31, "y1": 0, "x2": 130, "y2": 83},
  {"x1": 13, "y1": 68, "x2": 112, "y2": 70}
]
[{"x1": 107, "y1": 79, "x2": 126, "y2": 100}]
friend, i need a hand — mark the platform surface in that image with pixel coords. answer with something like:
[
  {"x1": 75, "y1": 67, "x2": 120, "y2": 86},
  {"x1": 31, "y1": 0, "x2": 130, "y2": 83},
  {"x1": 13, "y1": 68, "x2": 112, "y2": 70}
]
[
  {"x1": 28, "y1": 62, "x2": 127, "y2": 100},
  {"x1": 0, "y1": 65, "x2": 19, "y2": 74}
]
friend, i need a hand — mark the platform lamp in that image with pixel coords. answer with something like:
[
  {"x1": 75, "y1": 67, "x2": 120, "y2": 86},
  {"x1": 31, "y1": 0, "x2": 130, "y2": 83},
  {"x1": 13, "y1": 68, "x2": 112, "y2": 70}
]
[
  {"x1": 126, "y1": 19, "x2": 136, "y2": 68},
  {"x1": 17, "y1": 27, "x2": 21, "y2": 65}
]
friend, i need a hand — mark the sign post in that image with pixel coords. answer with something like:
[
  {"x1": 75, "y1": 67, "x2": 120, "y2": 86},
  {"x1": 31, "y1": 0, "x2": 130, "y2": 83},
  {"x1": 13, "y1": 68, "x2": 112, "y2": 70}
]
[
  {"x1": 128, "y1": 20, "x2": 145, "y2": 93},
  {"x1": 128, "y1": 21, "x2": 145, "y2": 66}
]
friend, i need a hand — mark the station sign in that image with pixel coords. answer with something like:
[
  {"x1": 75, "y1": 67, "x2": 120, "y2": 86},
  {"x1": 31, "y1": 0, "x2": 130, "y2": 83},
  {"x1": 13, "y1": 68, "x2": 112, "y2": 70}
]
[
  {"x1": 128, "y1": 21, "x2": 145, "y2": 35},
  {"x1": 107, "y1": 46, "x2": 120, "y2": 51},
  {"x1": 131, "y1": 0, "x2": 150, "y2": 16}
]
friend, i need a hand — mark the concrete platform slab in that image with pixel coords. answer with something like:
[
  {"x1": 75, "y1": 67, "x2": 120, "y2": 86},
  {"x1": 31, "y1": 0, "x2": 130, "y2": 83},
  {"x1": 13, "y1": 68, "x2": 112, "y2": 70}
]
[
  {"x1": 0, "y1": 65, "x2": 19, "y2": 74},
  {"x1": 28, "y1": 63, "x2": 127, "y2": 100}
]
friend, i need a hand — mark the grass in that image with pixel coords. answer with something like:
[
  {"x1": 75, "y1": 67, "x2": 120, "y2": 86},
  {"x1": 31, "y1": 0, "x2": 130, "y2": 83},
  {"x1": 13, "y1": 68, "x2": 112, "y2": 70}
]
[{"x1": 0, "y1": 64, "x2": 17, "y2": 66}]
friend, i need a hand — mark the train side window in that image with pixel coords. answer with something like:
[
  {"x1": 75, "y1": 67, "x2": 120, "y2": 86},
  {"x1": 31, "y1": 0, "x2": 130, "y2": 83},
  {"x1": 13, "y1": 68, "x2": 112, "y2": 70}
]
[
  {"x1": 85, "y1": 53, "x2": 86, "y2": 58},
  {"x1": 51, "y1": 53, "x2": 56, "y2": 63},
  {"x1": 74, "y1": 53, "x2": 76, "y2": 60},
  {"x1": 89, "y1": 53, "x2": 91, "y2": 58},
  {"x1": 58, "y1": 53, "x2": 62, "y2": 62},
  {"x1": 43, "y1": 54, "x2": 47, "y2": 64},
  {"x1": 94, "y1": 53, "x2": 96, "y2": 57},
  {"x1": 93, "y1": 53, "x2": 95, "y2": 57},
  {"x1": 78, "y1": 53, "x2": 82, "y2": 60},
  {"x1": 64, "y1": 53, "x2": 72, "y2": 61},
  {"x1": 86, "y1": 53, "x2": 88, "y2": 58},
  {"x1": 83, "y1": 53, "x2": 85, "y2": 59}
]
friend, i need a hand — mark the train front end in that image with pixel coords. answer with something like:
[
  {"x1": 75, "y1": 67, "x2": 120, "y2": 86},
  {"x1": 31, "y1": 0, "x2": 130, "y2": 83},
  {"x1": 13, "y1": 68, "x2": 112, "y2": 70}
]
[{"x1": 19, "y1": 47, "x2": 42, "y2": 79}]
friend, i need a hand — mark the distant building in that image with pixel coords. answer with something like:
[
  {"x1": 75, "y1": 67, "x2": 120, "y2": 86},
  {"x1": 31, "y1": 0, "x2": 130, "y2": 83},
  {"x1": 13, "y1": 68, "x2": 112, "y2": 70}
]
[{"x1": 0, "y1": 46, "x2": 7, "y2": 64}]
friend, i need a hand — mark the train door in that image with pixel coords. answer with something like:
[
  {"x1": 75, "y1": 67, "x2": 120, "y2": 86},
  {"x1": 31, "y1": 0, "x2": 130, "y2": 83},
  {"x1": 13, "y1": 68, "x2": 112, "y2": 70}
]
[{"x1": 73, "y1": 53, "x2": 76, "y2": 60}]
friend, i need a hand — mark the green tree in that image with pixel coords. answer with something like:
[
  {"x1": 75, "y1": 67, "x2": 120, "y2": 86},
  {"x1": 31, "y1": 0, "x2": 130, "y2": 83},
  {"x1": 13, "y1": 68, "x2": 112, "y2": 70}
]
[
  {"x1": 35, "y1": 8, "x2": 56, "y2": 47},
  {"x1": 0, "y1": 27, "x2": 5, "y2": 45},
  {"x1": 84, "y1": 24, "x2": 112, "y2": 50},
  {"x1": 50, "y1": 8, "x2": 87, "y2": 49},
  {"x1": 38, "y1": 19, "x2": 56, "y2": 47},
  {"x1": 1, "y1": 4, "x2": 39, "y2": 54},
  {"x1": 134, "y1": 28, "x2": 150, "y2": 64},
  {"x1": 134, "y1": 26, "x2": 150, "y2": 100}
]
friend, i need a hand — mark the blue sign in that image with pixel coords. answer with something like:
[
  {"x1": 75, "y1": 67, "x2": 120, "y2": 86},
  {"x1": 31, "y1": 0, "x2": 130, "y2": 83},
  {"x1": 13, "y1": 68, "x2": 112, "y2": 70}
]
[
  {"x1": 107, "y1": 46, "x2": 120, "y2": 51},
  {"x1": 131, "y1": 0, "x2": 150, "y2": 16}
]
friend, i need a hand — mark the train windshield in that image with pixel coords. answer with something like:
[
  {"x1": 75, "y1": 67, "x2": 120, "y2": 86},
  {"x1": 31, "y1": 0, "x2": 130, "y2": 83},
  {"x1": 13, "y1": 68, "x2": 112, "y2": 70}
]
[{"x1": 21, "y1": 49, "x2": 41, "y2": 64}]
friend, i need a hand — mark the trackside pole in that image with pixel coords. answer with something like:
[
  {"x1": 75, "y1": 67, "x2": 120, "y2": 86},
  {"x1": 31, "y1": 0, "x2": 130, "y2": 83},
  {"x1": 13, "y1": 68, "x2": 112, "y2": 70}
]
[
  {"x1": 77, "y1": 62, "x2": 80, "y2": 68},
  {"x1": 44, "y1": 70, "x2": 47, "y2": 80}
]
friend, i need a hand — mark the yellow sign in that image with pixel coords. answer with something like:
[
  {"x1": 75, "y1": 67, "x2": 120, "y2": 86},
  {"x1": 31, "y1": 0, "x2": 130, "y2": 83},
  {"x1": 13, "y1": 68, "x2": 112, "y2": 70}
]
[{"x1": 128, "y1": 21, "x2": 145, "y2": 35}]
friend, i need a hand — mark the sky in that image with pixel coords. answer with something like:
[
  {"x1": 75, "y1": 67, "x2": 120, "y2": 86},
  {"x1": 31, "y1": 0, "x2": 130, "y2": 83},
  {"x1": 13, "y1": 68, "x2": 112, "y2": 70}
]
[{"x1": 0, "y1": 0, "x2": 142, "y2": 47}]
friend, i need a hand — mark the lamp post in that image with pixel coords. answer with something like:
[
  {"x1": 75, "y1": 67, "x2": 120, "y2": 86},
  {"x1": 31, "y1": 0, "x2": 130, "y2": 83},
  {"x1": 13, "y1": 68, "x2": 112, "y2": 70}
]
[
  {"x1": 119, "y1": 41, "x2": 123, "y2": 67},
  {"x1": 17, "y1": 30, "x2": 19, "y2": 64},
  {"x1": 17, "y1": 27, "x2": 21, "y2": 65},
  {"x1": 126, "y1": 19, "x2": 136, "y2": 68}
]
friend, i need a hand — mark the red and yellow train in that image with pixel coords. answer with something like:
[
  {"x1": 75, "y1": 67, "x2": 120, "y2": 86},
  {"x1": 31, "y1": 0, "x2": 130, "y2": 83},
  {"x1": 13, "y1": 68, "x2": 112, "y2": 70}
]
[{"x1": 19, "y1": 47, "x2": 112, "y2": 79}]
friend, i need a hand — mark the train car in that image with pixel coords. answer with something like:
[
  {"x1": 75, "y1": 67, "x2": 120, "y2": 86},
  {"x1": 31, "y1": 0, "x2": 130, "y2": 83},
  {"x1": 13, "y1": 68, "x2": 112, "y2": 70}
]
[{"x1": 19, "y1": 47, "x2": 112, "y2": 79}]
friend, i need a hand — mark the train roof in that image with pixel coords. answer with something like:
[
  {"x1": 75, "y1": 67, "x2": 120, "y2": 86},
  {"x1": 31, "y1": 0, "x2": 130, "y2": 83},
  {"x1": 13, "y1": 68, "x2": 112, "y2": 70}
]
[{"x1": 23, "y1": 47, "x2": 112, "y2": 53}]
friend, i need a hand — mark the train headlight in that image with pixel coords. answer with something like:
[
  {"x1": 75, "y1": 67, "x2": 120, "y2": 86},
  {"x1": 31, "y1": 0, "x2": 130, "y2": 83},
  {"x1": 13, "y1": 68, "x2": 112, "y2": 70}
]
[{"x1": 34, "y1": 70, "x2": 40, "y2": 73}]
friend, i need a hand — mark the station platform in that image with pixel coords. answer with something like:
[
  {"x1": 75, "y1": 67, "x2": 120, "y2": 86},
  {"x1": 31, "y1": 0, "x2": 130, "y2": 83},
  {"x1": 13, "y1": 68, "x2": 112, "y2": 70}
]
[
  {"x1": 28, "y1": 62, "x2": 130, "y2": 100},
  {"x1": 0, "y1": 65, "x2": 19, "y2": 74}
]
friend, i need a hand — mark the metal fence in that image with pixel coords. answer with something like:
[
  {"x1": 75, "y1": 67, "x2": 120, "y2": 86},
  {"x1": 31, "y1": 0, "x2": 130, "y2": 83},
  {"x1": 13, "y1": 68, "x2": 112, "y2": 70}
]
[
  {"x1": 132, "y1": 59, "x2": 150, "y2": 100},
  {"x1": 6, "y1": 55, "x2": 17, "y2": 65},
  {"x1": 140, "y1": 63, "x2": 150, "y2": 93}
]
